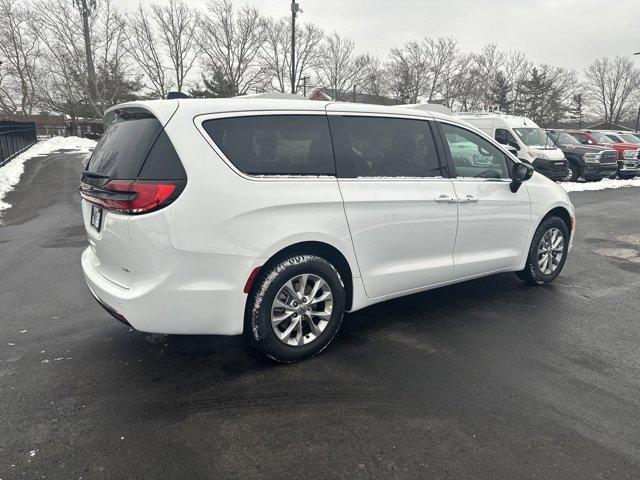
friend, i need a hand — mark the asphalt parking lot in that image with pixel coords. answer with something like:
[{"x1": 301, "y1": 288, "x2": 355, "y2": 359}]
[{"x1": 1, "y1": 149, "x2": 640, "y2": 480}]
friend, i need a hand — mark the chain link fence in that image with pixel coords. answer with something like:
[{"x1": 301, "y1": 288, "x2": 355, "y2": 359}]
[{"x1": 0, "y1": 120, "x2": 38, "y2": 167}]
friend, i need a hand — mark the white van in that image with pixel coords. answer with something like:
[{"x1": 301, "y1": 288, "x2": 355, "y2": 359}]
[
  {"x1": 457, "y1": 113, "x2": 568, "y2": 181},
  {"x1": 80, "y1": 99, "x2": 574, "y2": 362}
]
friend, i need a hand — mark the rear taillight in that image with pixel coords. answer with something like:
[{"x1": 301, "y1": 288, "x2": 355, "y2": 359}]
[{"x1": 79, "y1": 180, "x2": 183, "y2": 215}]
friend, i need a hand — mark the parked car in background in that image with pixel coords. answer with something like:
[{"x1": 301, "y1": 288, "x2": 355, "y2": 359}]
[
  {"x1": 545, "y1": 130, "x2": 618, "y2": 181},
  {"x1": 566, "y1": 130, "x2": 640, "y2": 179},
  {"x1": 79, "y1": 99, "x2": 575, "y2": 362},
  {"x1": 599, "y1": 131, "x2": 640, "y2": 146},
  {"x1": 457, "y1": 113, "x2": 567, "y2": 181}
]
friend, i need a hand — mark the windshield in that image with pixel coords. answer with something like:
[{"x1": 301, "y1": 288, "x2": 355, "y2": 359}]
[
  {"x1": 589, "y1": 132, "x2": 613, "y2": 144},
  {"x1": 620, "y1": 133, "x2": 640, "y2": 144},
  {"x1": 550, "y1": 132, "x2": 581, "y2": 145},
  {"x1": 513, "y1": 128, "x2": 550, "y2": 147}
]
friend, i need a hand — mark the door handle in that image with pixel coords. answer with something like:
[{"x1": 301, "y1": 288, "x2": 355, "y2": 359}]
[
  {"x1": 434, "y1": 194, "x2": 457, "y2": 203},
  {"x1": 459, "y1": 195, "x2": 480, "y2": 203}
]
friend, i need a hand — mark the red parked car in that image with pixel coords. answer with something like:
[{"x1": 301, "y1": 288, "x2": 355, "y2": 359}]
[{"x1": 566, "y1": 130, "x2": 640, "y2": 179}]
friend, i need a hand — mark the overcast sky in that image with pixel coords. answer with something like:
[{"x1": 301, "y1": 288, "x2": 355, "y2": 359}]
[{"x1": 114, "y1": 0, "x2": 640, "y2": 71}]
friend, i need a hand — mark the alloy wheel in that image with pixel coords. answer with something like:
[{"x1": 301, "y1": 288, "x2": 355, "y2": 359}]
[
  {"x1": 271, "y1": 273, "x2": 333, "y2": 346},
  {"x1": 537, "y1": 228, "x2": 564, "y2": 275}
]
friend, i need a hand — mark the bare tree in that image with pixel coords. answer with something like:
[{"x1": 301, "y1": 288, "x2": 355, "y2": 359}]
[
  {"x1": 314, "y1": 32, "x2": 367, "y2": 101},
  {"x1": 358, "y1": 54, "x2": 391, "y2": 103},
  {"x1": 34, "y1": 0, "x2": 138, "y2": 117},
  {"x1": 440, "y1": 52, "x2": 474, "y2": 110},
  {"x1": 150, "y1": 0, "x2": 198, "y2": 93},
  {"x1": 126, "y1": 3, "x2": 173, "y2": 99},
  {"x1": 585, "y1": 56, "x2": 640, "y2": 125},
  {"x1": 0, "y1": 0, "x2": 40, "y2": 114},
  {"x1": 503, "y1": 51, "x2": 531, "y2": 114},
  {"x1": 423, "y1": 37, "x2": 459, "y2": 102},
  {"x1": 196, "y1": 0, "x2": 266, "y2": 96},
  {"x1": 261, "y1": 17, "x2": 323, "y2": 94},
  {"x1": 387, "y1": 40, "x2": 430, "y2": 103}
]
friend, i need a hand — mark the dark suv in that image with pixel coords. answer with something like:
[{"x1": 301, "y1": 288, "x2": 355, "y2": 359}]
[{"x1": 545, "y1": 130, "x2": 618, "y2": 182}]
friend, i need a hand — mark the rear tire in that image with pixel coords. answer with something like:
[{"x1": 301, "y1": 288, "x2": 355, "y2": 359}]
[
  {"x1": 245, "y1": 254, "x2": 346, "y2": 363},
  {"x1": 516, "y1": 216, "x2": 569, "y2": 286}
]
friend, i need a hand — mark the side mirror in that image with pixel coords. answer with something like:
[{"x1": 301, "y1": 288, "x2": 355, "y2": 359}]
[
  {"x1": 506, "y1": 145, "x2": 519, "y2": 156},
  {"x1": 510, "y1": 162, "x2": 534, "y2": 192},
  {"x1": 508, "y1": 140, "x2": 521, "y2": 151}
]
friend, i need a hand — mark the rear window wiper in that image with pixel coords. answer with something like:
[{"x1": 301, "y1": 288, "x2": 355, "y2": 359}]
[{"x1": 81, "y1": 170, "x2": 111, "y2": 179}]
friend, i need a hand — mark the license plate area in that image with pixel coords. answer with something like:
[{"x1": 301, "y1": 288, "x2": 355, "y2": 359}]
[{"x1": 90, "y1": 205, "x2": 103, "y2": 232}]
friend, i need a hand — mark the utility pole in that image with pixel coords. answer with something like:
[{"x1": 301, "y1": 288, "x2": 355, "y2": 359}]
[
  {"x1": 302, "y1": 76, "x2": 309, "y2": 97},
  {"x1": 353, "y1": 84, "x2": 357, "y2": 103},
  {"x1": 635, "y1": 53, "x2": 640, "y2": 132},
  {"x1": 291, "y1": 1, "x2": 301, "y2": 94},
  {"x1": 74, "y1": 0, "x2": 98, "y2": 111}
]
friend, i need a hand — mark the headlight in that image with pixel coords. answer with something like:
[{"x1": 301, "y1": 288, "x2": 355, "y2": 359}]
[
  {"x1": 583, "y1": 152, "x2": 601, "y2": 163},
  {"x1": 622, "y1": 149, "x2": 638, "y2": 159}
]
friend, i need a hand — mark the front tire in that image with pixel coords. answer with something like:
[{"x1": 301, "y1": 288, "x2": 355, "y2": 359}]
[
  {"x1": 516, "y1": 217, "x2": 569, "y2": 286},
  {"x1": 246, "y1": 254, "x2": 346, "y2": 363},
  {"x1": 563, "y1": 160, "x2": 579, "y2": 182}
]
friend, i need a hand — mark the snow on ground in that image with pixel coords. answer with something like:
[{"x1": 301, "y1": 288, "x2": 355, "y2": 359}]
[
  {"x1": 0, "y1": 136, "x2": 96, "y2": 212},
  {"x1": 560, "y1": 177, "x2": 640, "y2": 193}
]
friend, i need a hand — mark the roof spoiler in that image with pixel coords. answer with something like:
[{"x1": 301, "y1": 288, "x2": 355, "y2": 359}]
[{"x1": 166, "y1": 91, "x2": 190, "y2": 100}]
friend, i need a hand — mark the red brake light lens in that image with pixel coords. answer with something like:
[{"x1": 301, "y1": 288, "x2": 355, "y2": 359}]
[
  {"x1": 80, "y1": 180, "x2": 180, "y2": 214},
  {"x1": 126, "y1": 182, "x2": 176, "y2": 213}
]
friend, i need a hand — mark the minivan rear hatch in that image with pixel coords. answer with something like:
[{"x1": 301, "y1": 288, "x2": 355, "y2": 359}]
[{"x1": 80, "y1": 103, "x2": 183, "y2": 288}]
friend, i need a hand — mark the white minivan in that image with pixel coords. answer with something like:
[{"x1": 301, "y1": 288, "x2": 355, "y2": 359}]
[
  {"x1": 80, "y1": 99, "x2": 574, "y2": 362},
  {"x1": 457, "y1": 113, "x2": 568, "y2": 181}
]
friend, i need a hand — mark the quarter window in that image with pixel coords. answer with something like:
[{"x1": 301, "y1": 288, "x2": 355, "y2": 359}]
[
  {"x1": 441, "y1": 123, "x2": 511, "y2": 179},
  {"x1": 202, "y1": 115, "x2": 335, "y2": 176},
  {"x1": 330, "y1": 116, "x2": 442, "y2": 178}
]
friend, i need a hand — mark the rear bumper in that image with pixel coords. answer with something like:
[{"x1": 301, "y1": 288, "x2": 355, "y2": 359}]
[{"x1": 82, "y1": 246, "x2": 255, "y2": 335}]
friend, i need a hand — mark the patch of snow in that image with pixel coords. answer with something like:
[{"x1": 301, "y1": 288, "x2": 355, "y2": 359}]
[
  {"x1": 19, "y1": 330, "x2": 27, "y2": 333},
  {"x1": 0, "y1": 136, "x2": 96, "y2": 212},
  {"x1": 29, "y1": 450, "x2": 36, "y2": 457},
  {"x1": 560, "y1": 178, "x2": 640, "y2": 192}
]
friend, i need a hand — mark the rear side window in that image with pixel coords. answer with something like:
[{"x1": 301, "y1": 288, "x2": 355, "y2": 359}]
[
  {"x1": 202, "y1": 115, "x2": 335, "y2": 176},
  {"x1": 86, "y1": 110, "x2": 162, "y2": 180},
  {"x1": 329, "y1": 116, "x2": 442, "y2": 178}
]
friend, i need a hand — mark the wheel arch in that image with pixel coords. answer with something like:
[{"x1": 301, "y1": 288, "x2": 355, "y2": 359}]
[
  {"x1": 540, "y1": 206, "x2": 573, "y2": 237},
  {"x1": 565, "y1": 154, "x2": 582, "y2": 174},
  {"x1": 248, "y1": 240, "x2": 355, "y2": 311}
]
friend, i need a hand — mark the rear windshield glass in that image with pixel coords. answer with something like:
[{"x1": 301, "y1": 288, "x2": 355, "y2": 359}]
[
  {"x1": 86, "y1": 110, "x2": 163, "y2": 179},
  {"x1": 202, "y1": 115, "x2": 335, "y2": 176}
]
